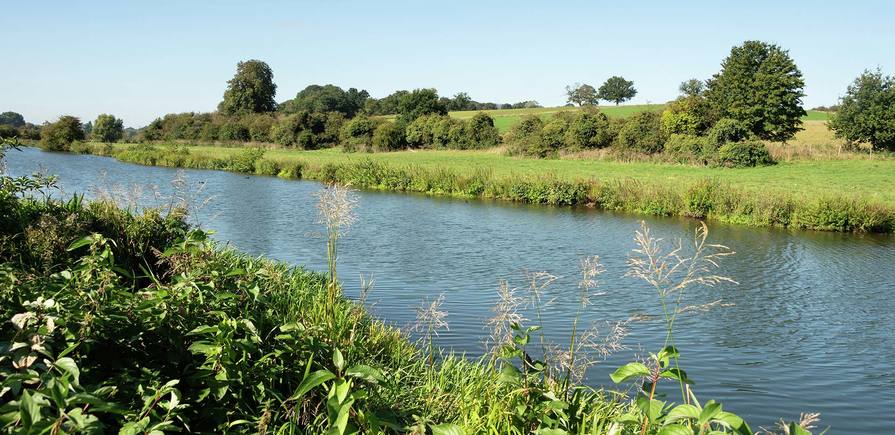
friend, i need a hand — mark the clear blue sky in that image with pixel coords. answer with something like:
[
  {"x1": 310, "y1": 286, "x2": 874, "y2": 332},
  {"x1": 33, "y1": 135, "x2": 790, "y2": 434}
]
[{"x1": 3, "y1": 0, "x2": 892, "y2": 127}]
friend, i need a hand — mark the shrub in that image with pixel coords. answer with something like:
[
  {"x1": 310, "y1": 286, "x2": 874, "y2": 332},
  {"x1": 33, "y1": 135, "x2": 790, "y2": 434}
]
[
  {"x1": 466, "y1": 112, "x2": 501, "y2": 148},
  {"x1": 248, "y1": 114, "x2": 275, "y2": 142},
  {"x1": 717, "y1": 140, "x2": 774, "y2": 167},
  {"x1": 828, "y1": 69, "x2": 895, "y2": 151},
  {"x1": 225, "y1": 147, "x2": 265, "y2": 172},
  {"x1": 218, "y1": 120, "x2": 250, "y2": 141},
  {"x1": 405, "y1": 114, "x2": 439, "y2": 148},
  {"x1": 40, "y1": 116, "x2": 85, "y2": 151},
  {"x1": 505, "y1": 115, "x2": 545, "y2": 156},
  {"x1": 92, "y1": 114, "x2": 125, "y2": 143},
  {"x1": 661, "y1": 96, "x2": 712, "y2": 136},
  {"x1": 0, "y1": 125, "x2": 17, "y2": 139},
  {"x1": 340, "y1": 116, "x2": 379, "y2": 152},
  {"x1": 707, "y1": 118, "x2": 751, "y2": 145},
  {"x1": 663, "y1": 134, "x2": 715, "y2": 163},
  {"x1": 535, "y1": 115, "x2": 571, "y2": 157},
  {"x1": 253, "y1": 157, "x2": 280, "y2": 176},
  {"x1": 615, "y1": 111, "x2": 665, "y2": 154},
  {"x1": 277, "y1": 160, "x2": 303, "y2": 179},
  {"x1": 372, "y1": 121, "x2": 406, "y2": 152},
  {"x1": 564, "y1": 108, "x2": 613, "y2": 149}
]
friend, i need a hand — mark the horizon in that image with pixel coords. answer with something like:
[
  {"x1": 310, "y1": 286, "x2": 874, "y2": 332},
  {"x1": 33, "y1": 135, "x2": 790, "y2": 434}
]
[{"x1": 3, "y1": 0, "x2": 893, "y2": 128}]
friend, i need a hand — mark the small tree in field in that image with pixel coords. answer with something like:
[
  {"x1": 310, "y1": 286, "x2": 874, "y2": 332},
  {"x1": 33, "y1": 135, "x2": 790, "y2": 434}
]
[
  {"x1": 679, "y1": 79, "x2": 705, "y2": 97},
  {"x1": 40, "y1": 116, "x2": 85, "y2": 151},
  {"x1": 565, "y1": 83, "x2": 599, "y2": 106},
  {"x1": 597, "y1": 76, "x2": 637, "y2": 105},
  {"x1": 829, "y1": 69, "x2": 895, "y2": 152},
  {"x1": 705, "y1": 40, "x2": 806, "y2": 142},
  {"x1": 219, "y1": 60, "x2": 277, "y2": 115},
  {"x1": 92, "y1": 114, "x2": 124, "y2": 143}
]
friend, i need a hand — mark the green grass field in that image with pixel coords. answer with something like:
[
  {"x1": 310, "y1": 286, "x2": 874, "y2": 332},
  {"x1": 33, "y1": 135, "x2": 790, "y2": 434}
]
[
  {"x1": 151, "y1": 141, "x2": 893, "y2": 206},
  {"x1": 385, "y1": 105, "x2": 833, "y2": 132}
]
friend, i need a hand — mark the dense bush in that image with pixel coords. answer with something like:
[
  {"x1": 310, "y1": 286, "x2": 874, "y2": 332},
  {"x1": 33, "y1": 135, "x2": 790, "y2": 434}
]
[
  {"x1": 707, "y1": 117, "x2": 752, "y2": 145},
  {"x1": 505, "y1": 115, "x2": 546, "y2": 156},
  {"x1": 371, "y1": 121, "x2": 406, "y2": 152},
  {"x1": 465, "y1": 112, "x2": 501, "y2": 148},
  {"x1": 279, "y1": 84, "x2": 369, "y2": 117},
  {"x1": 0, "y1": 125, "x2": 17, "y2": 139},
  {"x1": 663, "y1": 134, "x2": 713, "y2": 163},
  {"x1": 661, "y1": 96, "x2": 712, "y2": 136},
  {"x1": 565, "y1": 108, "x2": 614, "y2": 149},
  {"x1": 91, "y1": 113, "x2": 125, "y2": 143},
  {"x1": 829, "y1": 68, "x2": 895, "y2": 151},
  {"x1": 404, "y1": 113, "x2": 500, "y2": 150},
  {"x1": 615, "y1": 111, "x2": 665, "y2": 154},
  {"x1": 340, "y1": 116, "x2": 380, "y2": 152},
  {"x1": 717, "y1": 140, "x2": 775, "y2": 167},
  {"x1": 39, "y1": 115, "x2": 85, "y2": 151}
]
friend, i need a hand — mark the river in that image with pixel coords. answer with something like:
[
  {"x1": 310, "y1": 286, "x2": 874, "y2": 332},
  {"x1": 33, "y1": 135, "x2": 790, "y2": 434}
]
[{"x1": 6, "y1": 147, "x2": 894, "y2": 432}]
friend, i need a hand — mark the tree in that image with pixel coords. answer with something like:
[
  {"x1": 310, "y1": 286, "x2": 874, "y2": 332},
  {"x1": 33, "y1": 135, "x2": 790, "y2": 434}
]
[
  {"x1": 0, "y1": 111, "x2": 25, "y2": 128},
  {"x1": 679, "y1": 79, "x2": 705, "y2": 97},
  {"x1": 449, "y1": 92, "x2": 473, "y2": 111},
  {"x1": 705, "y1": 40, "x2": 806, "y2": 142},
  {"x1": 40, "y1": 116, "x2": 85, "y2": 151},
  {"x1": 565, "y1": 83, "x2": 599, "y2": 106},
  {"x1": 219, "y1": 60, "x2": 277, "y2": 115},
  {"x1": 597, "y1": 76, "x2": 637, "y2": 105},
  {"x1": 829, "y1": 69, "x2": 895, "y2": 151},
  {"x1": 396, "y1": 88, "x2": 447, "y2": 124},
  {"x1": 279, "y1": 84, "x2": 369, "y2": 117},
  {"x1": 92, "y1": 114, "x2": 124, "y2": 143}
]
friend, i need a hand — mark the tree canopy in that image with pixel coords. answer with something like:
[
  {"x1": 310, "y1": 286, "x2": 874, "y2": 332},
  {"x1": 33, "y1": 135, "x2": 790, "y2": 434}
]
[
  {"x1": 279, "y1": 84, "x2": 369, "y2": 117},
  {"x1": 0, "y1": 111, "x2": 25, "y2": 128},
  {"x1": 597, "y1": 76, "x2": 637, "y2": 105},
  {"x1": 219, "y1": 60, "x2": 277, "y2": 115},
  {"x1": 829, "y1": 69, "x2": 895, "y2": 151},
  {"x1": 396, "y1": 88, "x2": 447, "y2": 123},
  {"x1": 92, "y1": 114, "x2": 125, "y2": 143},
  {"x1": 40, "y1": 116, "x2": 85, "y2": 151},
  {"x1": 705, "y1": 40, "x2": 805, "y2": 142},
  {"x1": 565, "y1": 83, "x2": 599, "y2": 106},
  {"x1": 678, "y1": 79, "x2": 705, "y2": 97}
]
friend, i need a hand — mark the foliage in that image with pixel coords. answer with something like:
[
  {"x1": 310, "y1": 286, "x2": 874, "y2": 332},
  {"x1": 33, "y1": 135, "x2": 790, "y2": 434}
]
[
  {"x1": 717, "y1": 140, "x2": 775, "y2": 167},
  {"x1": 565, "y1": 108, "x2": 614, "y2": 149},
  {"x1": 828, "y1": 68, "x2": 895, "y2": 151},
  {"x1": 91, "y1": 113, "x2": 124, "y2": 143},
  {"x1": 279, "y1": 84, "x2": 369, "y2": 118},
  {"x1": 616, "y1": 111, "x2": 665, "y2": 154},
  {"x1": 679, "y1": 79, "x2": 705, "y2": 97},
  {"x1": 0, "y1": 125, "x2": 17, "y2": 140},
  {"x1": 371, "y1": 121, "x2": 407, "y2": 152},
  {"x1": 706, "y1": 118, "x2": 752, "y2": 146},
  {"x1": 661, "y1": 96, "x2": 712, "y2": 136},
  {"x1": 505, "y1": 115, "x2": 546, "y2": 157},
  {"x1": 598, "y1": 76, "x2": 637, "y2": 105},
  {"x1": 466, "y1": 112, "x2": 501, "y2": 148},
  {"x1": 39, "y1": 116, "x2": 85, "y2": 151},
  {"x1": 705, "y1": 40, "x2": 806, "y2": 142},
  {"x1": 218, "y1": 59, "x2": 277, "y2": 115},
  {"x1": 0, "y1": 111, "x2": 25, "y2": 128},
  {"x1": 396, "y1": 88, "x2": 447, "y2": 124},
  {"x1": 405, "y1": 113, "x2": 499, "y2": 151},
  {"x1": 340, "y1": 116, "x2": 381, "y2": 152},
  {"x1": 566, "y1": 83, "x2": 600, "y2": 106}
]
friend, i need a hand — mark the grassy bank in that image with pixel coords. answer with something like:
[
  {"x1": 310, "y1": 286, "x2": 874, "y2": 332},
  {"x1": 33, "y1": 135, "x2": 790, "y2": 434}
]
[{"x1": 75, "y1": 141, "x2": 895, "y2": 233}]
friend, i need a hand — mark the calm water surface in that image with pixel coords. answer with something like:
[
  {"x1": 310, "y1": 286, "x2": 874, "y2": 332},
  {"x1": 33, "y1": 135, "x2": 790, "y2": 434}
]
[{"x1": 7, "y1": 148, "x2": 895, "y2": 432}]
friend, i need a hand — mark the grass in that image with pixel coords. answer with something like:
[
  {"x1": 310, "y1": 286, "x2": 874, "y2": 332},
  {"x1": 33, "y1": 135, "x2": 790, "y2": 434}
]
[{"x1": 382, "y1": 105, "x2": 833, "y2": 132}]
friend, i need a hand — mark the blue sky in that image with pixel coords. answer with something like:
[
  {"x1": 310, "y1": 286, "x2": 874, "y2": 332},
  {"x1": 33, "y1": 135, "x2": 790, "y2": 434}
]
[{"x1": 3, "y1": 0, "x2": 892, "y2": 127}]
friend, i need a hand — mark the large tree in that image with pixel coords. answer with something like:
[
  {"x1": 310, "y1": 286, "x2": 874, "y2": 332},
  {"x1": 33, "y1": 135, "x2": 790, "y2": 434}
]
[
  {"x1": 0, "y1": 111, "x2": 25, "y2": 128},
  {"x1": 705, "y1": 41, "x2": 806, "y2": 142},
  {"x1": 219, "y1": 60, "x2": 277, "y2": 115},
  {"x1": 565, "y1": 83, "x2": 599, "y2": 106},
  {"x1": 829, "y1": 69, "x2": 895, "y2": 151},
  {"x1": 597, "y1": 76, "x2": 637, "y2": 105},
  {"x1": 279, "y1": 84, "x2": 369, "y2": 117},
  {"x1": 40, "y1": 116, "x2": 85, "y2": 151},
  {"x1": 396, "y1": 88, "x2": 447, "y2": 123},
  {"x1": 92, "y1": 114, "x2": 125, "y2": 143},
  {"x1": 678, "y1": 79, "x2": 705, "y2": 97}
]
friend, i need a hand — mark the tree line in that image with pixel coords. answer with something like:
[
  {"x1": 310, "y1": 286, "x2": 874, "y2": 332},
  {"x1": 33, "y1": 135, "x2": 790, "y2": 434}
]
[{"x1": 3, "y1": 39, "x2": 893, "y2": 157}]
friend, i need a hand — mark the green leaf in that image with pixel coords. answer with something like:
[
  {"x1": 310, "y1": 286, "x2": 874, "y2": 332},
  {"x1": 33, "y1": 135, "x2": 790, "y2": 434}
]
[
  {"x1": 498, "y1": 363, "x2": 522, "y2": 385},
  {"x1": 635, "y1": 395, "x2": 665, "y2": 423},
  {"x1": 665, "y1": 404, "x2": 700, "y2": 423},
  {"x1": 289, "y1": 370, "x2": 336, "y2": 401},
  {"x1": 333, "y1": 348, "x2": 345, "y2": 372},
  {"x1": 610, "y1": 362, "x2": 651, "y2": 384},
  {"x1": 430, "y1": 423, "x2": 466, "y2": 435},
  {"x1": 67, "y1": 235, "x2": 95, "y2": 251},
  {"x1": 660, "y1": 368, "x2": 693, "y2": 384},
  {"x1": 714, "y1": 411, "x2": 752, "y2": 435},
  {"x1": 54, "y1": 357, "x2": 81, "y2": 386},
  {"x1": 698, "y1": 401, "x2": 722, "y2": 426},
  {"x1": 19, "y1": 390, "x2": 41, "y2": 429},
  {"x1": 787, "y1": 422, "x2": 812, "y2": 435},
  {"x1": 345, "y1": 365, "x2": 384, "y2": 384},
  {"x1": 658, "y1": 424, "x2": 694, "y2": 435},
  {"x1": 535, "y1": 429, "x2": 568, "y2": 435}
]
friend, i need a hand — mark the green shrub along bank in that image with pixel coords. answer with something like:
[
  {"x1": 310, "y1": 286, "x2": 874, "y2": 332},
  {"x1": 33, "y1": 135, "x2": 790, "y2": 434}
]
[{"x1": 85, "y1": 143, "x2": 895, "y2": 233}]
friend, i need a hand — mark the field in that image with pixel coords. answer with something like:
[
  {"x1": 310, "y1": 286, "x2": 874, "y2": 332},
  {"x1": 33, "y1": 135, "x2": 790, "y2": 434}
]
[{"x1": 383, "y1": 105, "x2": 834, "y2": 132}]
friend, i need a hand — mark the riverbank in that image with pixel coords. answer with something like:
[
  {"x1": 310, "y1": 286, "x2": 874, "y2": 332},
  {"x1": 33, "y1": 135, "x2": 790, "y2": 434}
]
[{"x1": 71, "y1": 142, "x2": 895, "y2": 233}]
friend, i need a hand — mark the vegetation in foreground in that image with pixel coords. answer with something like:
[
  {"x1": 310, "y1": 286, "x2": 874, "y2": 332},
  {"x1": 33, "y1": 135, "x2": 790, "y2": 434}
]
[{"x1": 1, "y1": 139, "x2": 824, "y2": 433}]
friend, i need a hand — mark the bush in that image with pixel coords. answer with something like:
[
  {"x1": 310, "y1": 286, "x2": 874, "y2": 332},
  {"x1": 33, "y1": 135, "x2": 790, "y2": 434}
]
[
  {"x1": 717, "y1": 140, "x2": 774, "y2": 167},
  {"x1": 565, "y1": 108, "x2": 613, "y2": 149},
  {"x1": 535, "y1": 115, "x2": 571, "y2": 157},
  {"x1": 225, "y1": 147, "x2": 265, "y2": 172},
  {"x1": 340, "y1": 116, "x2": 380, "y2": 152},
  {"x1": 707, "y1": 118, "x2": 751, "y2": 145},
  {"x1": 253, "y1": 157, "x2": 280, "y2": 176},
  {"x1": 663, "y1": 134, "x2": 715, "y2": 163},
  {"x1": 40, "y1": 116, "x2": 85, "y2": 151},
  {"x1": 405, "y1": 114, "x2": 439, "y2": 148},
  {"x1": 218, "y1": 120, "x2": 250, "y2": 141},
  {"x1": 466, "y1": 112, "x2": 501, "y2": 148},
  {"x1": 660, "y1": 96, "x2": 712, "y2": 136},
  {"x1": 615, "y1": 111, "x2": 665, "y2": 154},
  {"x1": 92, "y1": 114, "x2": 125, "y2": 143},
  {"x1": 0, "y1": 125, "x2": 17, "y2": 139},
  {"x1": 372, "y1": 122, "x2": 406, "y2": 152},
  {"x1": 248, "y1": 114, "x2": 275, "y2": 142},
  {"x1": 505, "y1": 115, "x2": 545, "y2": 156},
  {"x1": 277, "y1": 160, "x2": 303, "y2": 179}
]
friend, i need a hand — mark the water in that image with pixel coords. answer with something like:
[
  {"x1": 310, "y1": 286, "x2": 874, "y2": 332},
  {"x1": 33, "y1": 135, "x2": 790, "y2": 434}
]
[{"x1": 7, "y1": 147, "x2": 895, "y2": 432}]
